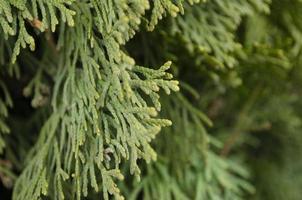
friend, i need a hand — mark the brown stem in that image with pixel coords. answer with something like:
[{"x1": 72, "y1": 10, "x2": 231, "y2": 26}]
[
  {"x1": 29, "y1": 19, "x2": 43, "y2": 30},
  {"x1": 28, "y1": 19, "x2": 58, "y2": 53},
  {"x1": 45, "y1": 31, "x2": 58, "y2": 53},
  {"x1": 220, "y1": 84, "x2": 263, "y2": 156}
]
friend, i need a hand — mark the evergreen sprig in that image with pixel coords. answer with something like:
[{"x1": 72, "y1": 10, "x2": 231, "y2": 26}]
[
  {"x1": 1, "y1": 0, "x2": 302, "y2": 200},
  {"x1": 2, "y1": 1, "x2": 181, "y2": 199}
]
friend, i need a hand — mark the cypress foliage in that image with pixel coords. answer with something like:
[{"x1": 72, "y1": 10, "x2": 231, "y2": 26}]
[{"x1": 0, "y1": 0, "x2": 302, "y2": 200}]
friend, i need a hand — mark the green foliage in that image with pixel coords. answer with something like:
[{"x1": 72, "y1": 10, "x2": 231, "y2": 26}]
[
  {"x1": 0, "y1": 0, "x2": 75, "y2": 62},
  {"x1": 168, "y1": 0, "x2": 270, "y2": 68},
  {"x1": 2, "y1": 1, "x2": 181, "y2": 199},
  {"x1": 122, "y1": 93, "x2": 253, "y2": 200},
  {"x1": 1, "y1": 0, "x2": 302, "y2": 200}
]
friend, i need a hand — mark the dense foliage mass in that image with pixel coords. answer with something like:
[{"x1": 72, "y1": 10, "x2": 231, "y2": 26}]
[{"x1": 1, "y1": 0, "x2": 302, "y2": 200}]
